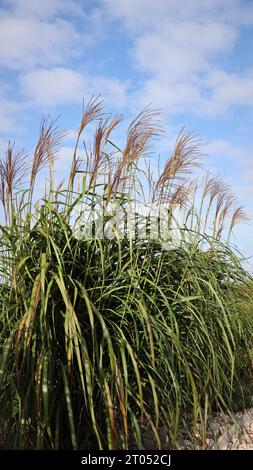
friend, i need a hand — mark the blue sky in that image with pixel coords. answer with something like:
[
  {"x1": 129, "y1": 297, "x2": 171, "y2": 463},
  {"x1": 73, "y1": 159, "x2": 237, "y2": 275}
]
[{"x1": 0, "y1": 0, "x2": 253, "y2": 268}]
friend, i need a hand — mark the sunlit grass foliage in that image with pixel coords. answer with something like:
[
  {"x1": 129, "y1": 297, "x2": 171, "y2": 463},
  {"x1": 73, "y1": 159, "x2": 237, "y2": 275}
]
[{"x1": 0, "y1": 98, "x2": 252, "y2": 449}]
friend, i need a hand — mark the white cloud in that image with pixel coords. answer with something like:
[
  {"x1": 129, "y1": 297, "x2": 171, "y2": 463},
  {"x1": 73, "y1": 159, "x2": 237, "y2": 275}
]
[
  {"x1": 207, "y1": 139, "x2": 251, "y2": 162},
  {"x1": 103, "y1": 0, "x2": 253, "y2": 117},
  {"x1": 90, "y1": 75, "x2": 129, "y2": 108},
  {"x1": 21, "y1": 68, "x2": 85, "y2": 107},
  {"x1": 207, "y1": 138, "x2": 253, "y2": 222},
  {"x1": 207, "y1": 70, "x2": 253, "y2": 109},
  {"x1": 21, "y1": 67, "x2": 129, "y2": 109},
  {"x1": 134, "y1": 21, "x2": 236, "y2": 79},
  {"x1": 0, "y1": 113, "x2": 18, "y2": 134},
  {"x1": 104, "y1": 0, "x2": 253, "y2": 30},
  {"x1": 134, "y1": 79, "x2": 203, "y2": 115},
  {"x1": 0, "y1": 14, "x2": 80, "y2": 70},
  {"x1": 2, "y1": 0, "x2": 252, "y2": 118},
  {"x1": 0, "y1": 91, "x2": 25, "y2": 134},
  {"x1": 1, "y1": 0, "x2": 85, "y2": 20},
  {"x1": 0, "y1": 0, "x2": 95, "y2": 71}
]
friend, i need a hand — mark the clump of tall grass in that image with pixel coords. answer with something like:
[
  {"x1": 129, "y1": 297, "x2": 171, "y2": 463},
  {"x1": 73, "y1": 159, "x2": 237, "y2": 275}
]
[{"x1": 0, "y1": 97, "x2": 252, "y2": 449}]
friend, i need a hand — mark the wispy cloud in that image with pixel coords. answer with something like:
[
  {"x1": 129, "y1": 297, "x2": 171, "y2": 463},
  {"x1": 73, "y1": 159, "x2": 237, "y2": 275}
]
[
  {"x1": 3, "y1": 0, "x2": 84, "y2": 19},
  {"x1": 0, "y1": 0, "x2": 252, "y2": 256},
  {"x1": 104, "y1": 0, "x2": 253, "y2": 117},
  {"x1": 20, "y1": 67, "x2": 129, "y2": 108},
  {"x1": 0, "y1": 9, "x2": 82, "y2": 70}
]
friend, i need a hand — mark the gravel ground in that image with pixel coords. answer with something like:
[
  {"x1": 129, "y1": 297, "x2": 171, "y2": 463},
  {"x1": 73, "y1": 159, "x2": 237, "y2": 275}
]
[
  {"x1": 177, "y1": 408, "x2": 253, "y2": 450},
  {"x1": 139, "y1": 408, "x2": 253, "y2": 450},
  {"x1": 210, "y1": 408, "x2": 253, "y2": 450}
]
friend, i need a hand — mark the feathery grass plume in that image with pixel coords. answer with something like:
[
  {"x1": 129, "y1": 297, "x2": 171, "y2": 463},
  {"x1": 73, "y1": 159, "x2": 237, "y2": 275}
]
[
  {"x1": 201, "y1": 175, "x2": 247, "y2": 240},
  {"x1": 154, "y1": 129, "x2": 202, "y2": 206},
  {"x1": 203, "y1": 176, "x2": 224, "y2": 233},
  {"x1": 68, "y1": 96, "x2": 103, "y2": 193},
  {"x1": 89, "y1": 115, "x2": 122, "y2": 187},
  {"x1": 29, "y1": 116, "x2": 67, "y2": 205},
  {"x1": 228, "y1": 206, "x2": 249, "y2": 240},
  {"x1": 79, "y1": 96, "x2": 104, "y2": 139},
  {"x1": 107, "y1": 107, "x2": 163, "y2": 200},
  {"x1": 168, "y1": 179, "x2": 196, "y2": 211},
  {"x1": 104, "y1": 115, "x2": 123, "y2": 143},
  {"x1": 216, "y1": 192, "x2": 236, "y2": 238},
  {"x1": 212, "y1": 181, "x2": 231, "y2": 238},
  {"x1": 0, "y1": 143, "x2": 28, "y2": 224}
]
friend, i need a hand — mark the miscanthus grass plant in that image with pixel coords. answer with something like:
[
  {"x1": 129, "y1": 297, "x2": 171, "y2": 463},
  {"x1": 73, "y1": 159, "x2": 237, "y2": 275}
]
[{"x1": 0, "y1": 97, "x2": 252, "y2": 449}]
